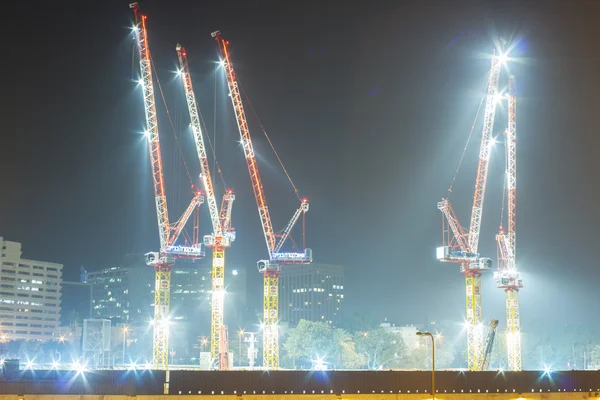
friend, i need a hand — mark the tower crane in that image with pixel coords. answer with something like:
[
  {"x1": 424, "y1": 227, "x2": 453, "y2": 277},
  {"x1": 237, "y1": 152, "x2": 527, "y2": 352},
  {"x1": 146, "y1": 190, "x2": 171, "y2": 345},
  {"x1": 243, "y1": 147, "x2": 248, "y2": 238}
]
[
  {"x1": 436, "y1": 49, "x2": 503, "y2": 371},
  {"x1": 212, "y1": 30, "x2": 312, "y2": 369},
  {"x1": 495, "y1": 75, "x2": 523, "y2": 371},
  {"x1": 175, "y1": 44, "x2": 236, "y2": 368},
  {"x1": 130, "y1": 3, "x2": 206, "y2": 370}
]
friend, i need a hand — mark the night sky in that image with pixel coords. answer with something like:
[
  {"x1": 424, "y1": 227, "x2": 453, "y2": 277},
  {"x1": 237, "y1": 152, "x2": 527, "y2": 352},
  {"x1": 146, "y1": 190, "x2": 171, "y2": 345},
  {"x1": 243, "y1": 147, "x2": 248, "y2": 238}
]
[{"x1": 1, "y1": 0, "x2": 599, "y2": 333}]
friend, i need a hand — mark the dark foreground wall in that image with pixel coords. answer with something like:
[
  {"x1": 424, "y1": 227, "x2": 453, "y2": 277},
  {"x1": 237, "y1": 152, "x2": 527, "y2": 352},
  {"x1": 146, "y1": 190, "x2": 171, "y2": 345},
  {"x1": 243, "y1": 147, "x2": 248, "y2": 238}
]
[{"x1": 0, "y1": 370, "x2": 599, "y2": 396}]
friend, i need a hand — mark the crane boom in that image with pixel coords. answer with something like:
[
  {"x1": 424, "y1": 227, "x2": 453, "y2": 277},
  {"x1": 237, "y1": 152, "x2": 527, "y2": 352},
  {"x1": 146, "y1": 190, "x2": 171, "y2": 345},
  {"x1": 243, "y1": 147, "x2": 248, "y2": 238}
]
[
  {"x1": 273, "y1": 199, "x2": 309, "y2": 254},
  {"x1": 437, "y1": 49, "x2": 503, "y2": 372},
  {"x1": 468, "y1": 51, "x2": 502, "y2": 254},
  {"x1": 176, "y1": 44, "x2": 221, "y2": 236},
  {"x1": 481, "y1": 319, "x2": 499, "y2": 371},
  {"x1": 213, "y1": 30, "x2": 311, "y2": 369},
  {"x1": 176, "y1": 44, "x2": 236, "y2": 368},
  {"x1": 213, "y1": 31, "x2": 276, "y2": 254},
  {"x1": 168, "y1": 193, "x2": 204, "y2": 247},
  {"x1": 131, "y1": 3, "x2": 205, "y2": 370},
  {"x1": 131, "y1": 3, "x2": 169, "y2": 251}
]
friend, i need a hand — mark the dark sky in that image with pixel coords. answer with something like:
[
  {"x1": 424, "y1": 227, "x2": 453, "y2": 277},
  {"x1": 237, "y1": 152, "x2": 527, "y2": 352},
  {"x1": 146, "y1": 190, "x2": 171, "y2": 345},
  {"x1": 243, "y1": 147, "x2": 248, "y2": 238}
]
[{"x1": 1, "y1": 0, "x2": 599, "y2": 334}]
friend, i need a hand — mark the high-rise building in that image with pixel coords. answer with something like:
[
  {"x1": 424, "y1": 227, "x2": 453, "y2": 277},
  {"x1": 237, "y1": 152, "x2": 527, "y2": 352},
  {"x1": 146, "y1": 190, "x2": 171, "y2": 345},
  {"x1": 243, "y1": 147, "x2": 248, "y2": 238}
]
[
  {"x1": 60, "y1": 281, "x2": 92, "y2": 326},
  {"x1": 86, "y1": 266, "x2": 130, "y2": 323},
  {"x1": 85, "y1": 254, "x2": 247, "y2": 363},
  {"x1": 0, "y1": 237, "x2": 63, "y2": 341},
  {"x1": 279, "y1": 263, "x2": 344, "y2": 327}
]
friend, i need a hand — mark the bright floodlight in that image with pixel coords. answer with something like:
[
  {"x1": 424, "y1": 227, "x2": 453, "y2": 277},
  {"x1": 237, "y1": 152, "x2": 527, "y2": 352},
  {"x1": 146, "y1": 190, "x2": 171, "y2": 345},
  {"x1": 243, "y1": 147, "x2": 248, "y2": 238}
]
[
  {"x1": 218, "y1": 59, "x2": 225, "y2": 67},
  {"x1": 543, "y1": 365, "x2": 552, "y2": 375},
  {"x1": 51, "y1": 361, "x2": 59, "y2": 369},
  {"x1": 25, "y1": 360, "x2": 34, "y2": 370},
  {"x1": 499, "y1": 53, "x2": 509, "y2": 63}
]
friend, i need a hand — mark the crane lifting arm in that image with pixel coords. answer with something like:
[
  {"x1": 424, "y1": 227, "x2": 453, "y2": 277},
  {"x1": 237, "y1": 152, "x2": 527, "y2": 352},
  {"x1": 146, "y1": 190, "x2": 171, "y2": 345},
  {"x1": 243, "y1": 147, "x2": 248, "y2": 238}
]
[
  {"x1": 273, "y1": 199, "x2": 309, "y2": 254},
  {"x1": 176, "y1": 44, "x2": 221, "y2": 236},
  {"x1": 220, "y1": 189, "x2": 235, "y2": 236},
  {"x1": 167, "y1": 192, "x2": 204, "y2": 248},
  {"x1": 212, "y1": 30, "x2": 276, "y2": 254},
  {"x1": 468, "y1": 51, "x2": 502, "y2": 254},
  {"x1": 438, "y1": 198, "x2": 470, "y2": 253},
  {"x1": 131, "y1": 2, "x2": 170, "y2": 253}
]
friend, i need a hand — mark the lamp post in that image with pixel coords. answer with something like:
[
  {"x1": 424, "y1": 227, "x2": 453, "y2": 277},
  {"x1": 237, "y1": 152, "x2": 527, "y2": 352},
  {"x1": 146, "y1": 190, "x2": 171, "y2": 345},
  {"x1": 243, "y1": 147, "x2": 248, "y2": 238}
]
[
  {"x1": 122, "y1": 326, "x2": 129, "y2": 365},
  {"x1": 238, "y1": 330, "x2": 245, "y2": 367},
  {"x1": 416, "y1": 331, "x2": 435, "y2": 399}
]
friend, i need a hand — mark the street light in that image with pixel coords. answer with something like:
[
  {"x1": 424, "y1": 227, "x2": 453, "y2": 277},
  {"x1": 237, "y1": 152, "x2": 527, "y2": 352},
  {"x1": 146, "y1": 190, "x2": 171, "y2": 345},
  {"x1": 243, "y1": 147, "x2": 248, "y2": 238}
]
[
  {"x1": 238, "y1": 330, "x2": 245, "y2": 367},
  {"x1": 122, "y1": 326, "x2": 129, "y2": 365},
  {"x1": 417, "y1": 331, "x2": 435, "y2": 399}
]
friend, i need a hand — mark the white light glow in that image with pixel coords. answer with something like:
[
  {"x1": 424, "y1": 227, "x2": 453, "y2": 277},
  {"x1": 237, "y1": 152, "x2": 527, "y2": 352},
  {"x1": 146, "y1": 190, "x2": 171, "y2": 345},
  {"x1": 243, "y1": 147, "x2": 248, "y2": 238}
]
[
  {"x1": 51, "y1": 361, "x2": 59, "y2": 369},
  {"x1": 218, "y1": 59, "x2": 225, "y2": 67},
  {"x1": 25, "y1": 360, "x2": 34, "y2": 370}
]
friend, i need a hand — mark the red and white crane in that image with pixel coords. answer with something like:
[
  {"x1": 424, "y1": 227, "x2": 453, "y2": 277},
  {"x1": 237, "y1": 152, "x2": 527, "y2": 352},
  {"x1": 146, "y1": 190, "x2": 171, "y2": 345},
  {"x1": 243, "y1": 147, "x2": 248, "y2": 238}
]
[
  {"x1": 437, "y1": 49, "x2": 503, "y2": 371},
  {"x1": 176, "y1": 44, "x2": 235, "y2": 369},
  {"x1": 495, "y1": 75, "x2": 523, "y2": 371},
  {"x1": 212, "y1": 30, "x2": 311, "y2": 369},
  {"x1": 130, "y1": 2, "x2": 205, "y2": 370}
]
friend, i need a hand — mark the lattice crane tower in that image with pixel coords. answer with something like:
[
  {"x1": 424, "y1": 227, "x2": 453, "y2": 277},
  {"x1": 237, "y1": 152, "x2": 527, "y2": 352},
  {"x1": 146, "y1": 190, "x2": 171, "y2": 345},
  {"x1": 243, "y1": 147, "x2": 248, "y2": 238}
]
[
  {"x1": 176, "y1": 44, "x2": 236, "y2": 367},
  {"x1": 495, "y1": 75, "x2": 523, "y2": 371},
  {"x1": 212, "y1": 31, "x2": 312, "y2": 369},
  {"x1": 130, "y1": 3, "x2": 206, "y2": 370},
  {"x1": 437, "y1": 49, "x2": 503, "y2": 371}
]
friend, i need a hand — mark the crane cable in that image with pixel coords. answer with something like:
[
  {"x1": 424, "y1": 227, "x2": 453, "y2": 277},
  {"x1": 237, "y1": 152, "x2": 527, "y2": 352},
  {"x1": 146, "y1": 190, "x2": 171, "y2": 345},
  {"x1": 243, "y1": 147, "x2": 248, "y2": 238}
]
[
  {"x1": 447, "y1": 94, "x2": 485, "y2": 194},
  {"x1": 150, "y1": 54, "x2": 194, "y2": 190},
  {"x1": 197, "y1": 72, "x2": 227, "y2": 189},
  {"x1": 238, "y1": 81, "x2": 302, "y2": 201}
]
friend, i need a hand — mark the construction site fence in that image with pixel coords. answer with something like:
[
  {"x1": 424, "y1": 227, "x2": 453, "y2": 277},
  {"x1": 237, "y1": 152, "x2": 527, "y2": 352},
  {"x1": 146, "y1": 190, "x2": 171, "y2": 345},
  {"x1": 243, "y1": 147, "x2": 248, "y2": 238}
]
[{"x1": 0, "y1": 370, "x2": 600, "y2": 396}]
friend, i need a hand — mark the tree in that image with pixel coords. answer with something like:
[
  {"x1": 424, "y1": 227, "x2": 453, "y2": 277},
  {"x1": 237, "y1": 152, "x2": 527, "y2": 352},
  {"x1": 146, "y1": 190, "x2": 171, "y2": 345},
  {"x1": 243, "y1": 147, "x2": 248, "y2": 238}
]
[
  {"x1": 405, "y1": 337, "x2": 455, "y2": 370},
  {"x1": 331, "y1": 328, "x2": 365, "y2": 369},
  {"x1": 283, "y1": 320, "x2": 337, "y2": 368},
  {"x1": 354, "y1": 328, "x2": 404, "y2": 369},
  {"x1": 590, "y1": 345, "x2": 600, "y2": 369}
]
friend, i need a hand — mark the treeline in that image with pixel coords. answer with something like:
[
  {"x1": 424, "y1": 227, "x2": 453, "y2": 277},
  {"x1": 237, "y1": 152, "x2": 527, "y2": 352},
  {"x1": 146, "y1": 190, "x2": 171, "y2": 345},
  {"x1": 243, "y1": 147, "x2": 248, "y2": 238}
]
[{"x1": 279, "y1": 319, "x2": 455, "y2": 370}]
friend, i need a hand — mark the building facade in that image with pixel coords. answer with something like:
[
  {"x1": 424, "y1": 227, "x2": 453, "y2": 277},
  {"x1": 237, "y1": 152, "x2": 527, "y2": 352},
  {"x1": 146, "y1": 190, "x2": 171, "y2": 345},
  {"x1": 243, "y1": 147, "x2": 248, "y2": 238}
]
[
  {"x1": 279, "y1": 263, "x2": 344, "y2": 327},
  {"x1": 60, "y1": 281, "x2": 92, "y2": 326},
  {"x1": 85, "y1": 254, "x2": 247, "y2": 363},
  {"x1": 0, "y1": 237, "x2": 63, "y2": 341}
]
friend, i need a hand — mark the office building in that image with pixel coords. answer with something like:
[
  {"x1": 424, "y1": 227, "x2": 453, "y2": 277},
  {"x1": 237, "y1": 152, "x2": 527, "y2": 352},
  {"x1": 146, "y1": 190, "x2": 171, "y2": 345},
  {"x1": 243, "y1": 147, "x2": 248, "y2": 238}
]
[
  {"x1": 60, "y1": 281, "x2": 92, "y2": 326},
  {"x1": 86, "y1": 266, "x2": 131, "y2": 323},
  {"x1": 0, "y1": 237, "x2": 62, "y2": 341},
  {"x1": 279, "y1": 263, "x2": 344, "y2": 327},
  {"x1": 85, "y1": 254, "x2": 247, "y2": 363}
]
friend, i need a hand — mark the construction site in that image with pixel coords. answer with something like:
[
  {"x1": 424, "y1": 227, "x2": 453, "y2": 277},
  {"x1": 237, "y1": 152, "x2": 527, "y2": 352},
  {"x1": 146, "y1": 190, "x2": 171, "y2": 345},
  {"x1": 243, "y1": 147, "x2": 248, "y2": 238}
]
[
  {"x1": 123, "y1": 2, "x2": 523, "y2": 374},
  {"x1": 3, "y1": 2, "x2": 600, "y2": 397}
]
